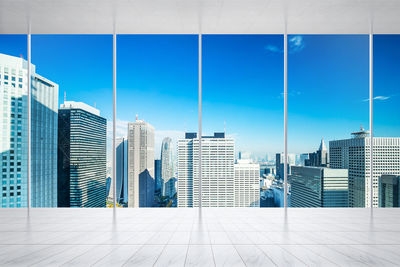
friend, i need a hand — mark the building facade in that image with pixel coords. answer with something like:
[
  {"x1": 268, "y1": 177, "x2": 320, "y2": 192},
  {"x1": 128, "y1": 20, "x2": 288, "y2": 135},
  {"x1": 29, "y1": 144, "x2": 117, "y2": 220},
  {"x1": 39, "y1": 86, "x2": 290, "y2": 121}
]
[
  {"x1": 289, "y1": 166, "x2": 348, "y2": 207},
  {"x1": 116, "y1": 137, "x2": 128, "y2": 205},
  {"x1": 305, "y1": 139, "x2": 328, "y2": 167},
  {"x1": 127, "y1": 120, "x2": 155, "y2": 208},
  {"x1": 330, "y1": 129, "x2": 400, "y2": 207},
  {"x1": 234, "y1": 159, "x2": 260, "y2": 207},
  {"x1": 1, "y1": 53, "x2": 58, "y2": 208},
  {"x1": 57, "y1": 101, "x2": 107, "y2": 207},
  {"x1": 177, "y1": 132, "x2": 235, "y2": 207},
  {"x1": 379, "y1": 175, "x2": 400, "y2": 207},
  {"x1": 154, "y1": 159, "x2": 162, "y2": 193},
  {"x1": 161, "y1": 137, "x2": 174, "y2": 197}
]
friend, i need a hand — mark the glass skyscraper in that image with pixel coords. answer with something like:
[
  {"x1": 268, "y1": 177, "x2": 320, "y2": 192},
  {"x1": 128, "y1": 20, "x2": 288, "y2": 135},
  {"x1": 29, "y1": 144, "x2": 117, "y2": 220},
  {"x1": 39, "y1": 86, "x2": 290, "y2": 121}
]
[
  {"x1": 0, "y1": 53, "x2": 58, "y2": 208},
  {"x1": 57, "y1": 101, "x2": 107, "y2": 207}
]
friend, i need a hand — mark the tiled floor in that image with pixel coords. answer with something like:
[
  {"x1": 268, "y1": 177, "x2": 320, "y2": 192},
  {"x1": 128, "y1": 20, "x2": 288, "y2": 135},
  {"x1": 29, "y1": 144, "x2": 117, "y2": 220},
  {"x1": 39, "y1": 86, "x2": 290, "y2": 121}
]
[{"x1": 0, "y1": 208, "x2": 400, "y2": 266}]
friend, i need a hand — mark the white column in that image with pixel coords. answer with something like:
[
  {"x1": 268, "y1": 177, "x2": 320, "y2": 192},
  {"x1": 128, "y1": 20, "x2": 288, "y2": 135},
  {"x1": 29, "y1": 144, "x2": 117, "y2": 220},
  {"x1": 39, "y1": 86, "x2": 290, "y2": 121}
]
[
  {"x1": 113, "y1": 32, "x2": 117, "y2": 210},
  {"x1": 198, "y1": 33, "x2": 202, "y2": 209},
  {"x1": 284, "y1": 30, "x2": 288, "y2": 209},
  {"x1": 27, "y1": 31, "x2": 31, "y2": 212},
  {"x1": 369, "y1": 31, "x2": 374, "y2": 210}
]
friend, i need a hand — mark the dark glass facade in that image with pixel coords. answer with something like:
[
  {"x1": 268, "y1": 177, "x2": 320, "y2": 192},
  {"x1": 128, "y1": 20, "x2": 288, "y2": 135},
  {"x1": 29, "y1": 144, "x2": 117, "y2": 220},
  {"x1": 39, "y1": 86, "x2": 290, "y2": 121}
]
[{"x1": 57, "y1": 107, "x2": 107, "y2": 207}]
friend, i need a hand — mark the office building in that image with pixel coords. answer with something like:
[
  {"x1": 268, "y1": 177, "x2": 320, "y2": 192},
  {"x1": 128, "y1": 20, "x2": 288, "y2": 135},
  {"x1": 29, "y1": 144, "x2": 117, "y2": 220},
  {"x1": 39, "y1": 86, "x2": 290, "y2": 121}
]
[
  {"x1": 299, "y1": 153, "x2": 309, "y2": 166},
  {"x1": 275, "y1": 152, "x2": 295, "y2": 179},
  {"x1": 379, "y1": 175, "x2": 400, "y2": 207},
  {"x1": 116, "y1": 137, "x2": 128, "y2": 204},
  {"x1": 1, "y1": 53, "x2": 58, "y2": 208},
  {"x1": 234, "y1": 159, "x2": 260, "y2": 207},
  {"x1": 154, "y1": 159, "x2": 162, "y2": 193},
  {"x1": 330, "y1": 128, "x2": 400, "y2": 207},
  {"x1": 305, "y1": 138, "x2": 328, "y2": 167},
  {"x1": 161, "y1": 137, "x2": 174, "y2": 197},
  {"x1": 57, "y1": 101, "x2": 107, "y2": 207},
  {"x1": 127, "y1": 119, "x2": 155, "y2": 208},
  {"x1": 290, "y1": 166, "x2": 348, "y2": 207},
  {"x1": 177, "y1": 132, "x2": 235, "y2": 207}
]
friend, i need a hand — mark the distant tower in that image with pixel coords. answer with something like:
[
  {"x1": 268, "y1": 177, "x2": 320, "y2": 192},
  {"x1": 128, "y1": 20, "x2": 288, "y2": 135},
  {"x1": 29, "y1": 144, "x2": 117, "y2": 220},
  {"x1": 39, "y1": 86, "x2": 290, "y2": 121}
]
[
  {"x1": 127, "y1": 120, "x2": 155, "y2": 207},
  {"x1": 317, "y1": 138, "x2": 328, "y2": 166},
  {"x1": 161, "y1": 137, "x2": 174, "y2": 197}
]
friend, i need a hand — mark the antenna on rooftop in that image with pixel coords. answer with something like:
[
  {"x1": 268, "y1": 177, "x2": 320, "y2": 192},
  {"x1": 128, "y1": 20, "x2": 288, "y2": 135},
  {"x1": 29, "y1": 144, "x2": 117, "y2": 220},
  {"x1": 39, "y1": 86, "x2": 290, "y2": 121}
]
[
  {"x1": 64, "y1": 91, "x2": 66, "y2": 103},
  {"x1": 94, "y1": 102, "x2": 96, "y2": 108},
  {"x1": 136, "y1": 114, "x2": 138, "y2": 121}
]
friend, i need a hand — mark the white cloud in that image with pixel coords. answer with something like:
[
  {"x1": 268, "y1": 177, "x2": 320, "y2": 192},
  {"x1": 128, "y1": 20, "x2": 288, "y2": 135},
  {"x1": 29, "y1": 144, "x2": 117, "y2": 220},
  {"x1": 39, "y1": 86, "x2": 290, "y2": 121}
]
[
  {"x1": 363, "y1": 95, "x2": 391, "y2": 102},
  {"x1": 264, "y1": 45, "x2": 282, "y2": 53},
  {"x1": 289, "y1": 35, "x2": 305, "y2": 53},
  {"x1": 264, "y1": 35, "x2": 305, "y2": 54},
  {"x1": 374, "y1": 96, "x2": 390, "y2": 100}
]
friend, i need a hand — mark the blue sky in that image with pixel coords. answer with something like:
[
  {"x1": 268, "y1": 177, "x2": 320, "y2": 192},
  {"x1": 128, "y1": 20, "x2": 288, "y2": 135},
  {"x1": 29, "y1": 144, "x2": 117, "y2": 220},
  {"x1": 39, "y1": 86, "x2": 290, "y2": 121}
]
[{"x1": 0, "y1": 34, "x2": 399, "y2": 158}]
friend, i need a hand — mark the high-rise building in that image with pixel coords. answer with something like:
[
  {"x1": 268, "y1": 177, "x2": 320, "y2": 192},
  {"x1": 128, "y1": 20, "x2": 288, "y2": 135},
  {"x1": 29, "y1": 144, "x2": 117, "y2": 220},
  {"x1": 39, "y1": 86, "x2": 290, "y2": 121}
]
[
  {"x1": 330, "y1": 128, "x2": 400, "y2": 207},
  {"x1": 154, "y1": 159, "x2": 162, "y2": 193},
  {"x1": 275, "y1": 152, "x2": 295, "y2": 179},
  {"x1": 289, "y1": 166, "x2": 348, "y2": 207},
  {"x1": 234, "y1": 159, "x2": 260, "y2": 207},
  {"x1": 379, "y1": 175, "x2": 400, "y2": 207},
  {"x1": 1, "y1": 53, "x2": 58, "y2": 208},
  {"x1": 299, "y1": 153, "x2": 309, "y2": 166},
  {"x1": 57, "y1": 101, "x2": 107, "y2": 207},
  {"x1": 177, "y1": 132, "x2": 235, "y2": 207},
  {"x1": 161, "y1": 137, "x2": 174, "y2": 197},
  {"x1": 305, "y1": 139, "x2": 328, "y2": 167},
  {"x1": 116, "y1": 137, "x2": 128, "y2": 205},
  {"x1": 127, "y1": 120, "x2": 155, "y2": 208}
]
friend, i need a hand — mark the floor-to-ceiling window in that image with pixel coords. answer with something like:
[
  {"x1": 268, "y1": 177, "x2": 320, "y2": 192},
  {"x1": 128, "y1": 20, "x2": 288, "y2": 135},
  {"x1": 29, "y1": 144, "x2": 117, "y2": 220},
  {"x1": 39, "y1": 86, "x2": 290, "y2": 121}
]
[
  {"x1": 202, "y1": 35, "x2": 284, "y2": 208},
  {"x1": 116, "y1": 35, "x2": 198, "y2": 208},
  {"x1": 31, "y1": 35, "x2": 113, "y2": 208},
  {"x1": 0, "y1": 34, "x2": 27, "y2": 208},
  {"x1": 288, "y1": 35, "x2": 369, "y2": 208}
]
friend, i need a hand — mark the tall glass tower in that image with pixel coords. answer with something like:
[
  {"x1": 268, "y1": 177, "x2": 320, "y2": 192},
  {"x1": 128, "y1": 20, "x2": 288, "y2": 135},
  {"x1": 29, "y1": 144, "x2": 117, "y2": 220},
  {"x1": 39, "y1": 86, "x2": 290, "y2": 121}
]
[
  {"x1": 161, "y1": 137, "x2": 174, "y2": 197},
  {"x1": 0, "y1": 53, "x2": 58, "y2": 208},
  {"x1": 57, "y1": 101, "x2": 107, "y2": 207}
]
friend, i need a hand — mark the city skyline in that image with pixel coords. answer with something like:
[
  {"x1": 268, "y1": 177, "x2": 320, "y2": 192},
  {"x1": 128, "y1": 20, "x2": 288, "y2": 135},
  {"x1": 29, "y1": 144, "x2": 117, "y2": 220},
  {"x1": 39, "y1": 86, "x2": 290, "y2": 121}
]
[{"x1": 0, "y1": 34, "x2": 399, "y2": 158}]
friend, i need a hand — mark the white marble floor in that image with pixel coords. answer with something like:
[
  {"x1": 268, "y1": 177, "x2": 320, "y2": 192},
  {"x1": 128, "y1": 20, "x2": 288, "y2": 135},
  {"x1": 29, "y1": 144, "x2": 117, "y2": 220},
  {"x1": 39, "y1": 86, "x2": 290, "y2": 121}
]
[{"x1": 0, "y1": 208, "x2": 399, "y2": 266}]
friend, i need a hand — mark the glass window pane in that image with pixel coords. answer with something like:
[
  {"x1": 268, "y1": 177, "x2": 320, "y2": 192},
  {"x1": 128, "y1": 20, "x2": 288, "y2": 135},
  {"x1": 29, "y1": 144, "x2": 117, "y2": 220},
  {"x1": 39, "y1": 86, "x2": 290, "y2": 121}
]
[
  {"x1": 32, "y1": 35, "x2": 112, "y2": 207},
  {"x1": 288, "y1": 35, "x2": 369, "y2": 208},
  {"x1": 117, "y1": 35, "x2": 197, "y2": 208},
  {"x1": 374, "y1": 35, "x2": 400, "y2": 208},
  {"x1": 203, "y1": 35, "x2": 284, "y2": 208},
  {"x1": 0, "y1": 35, "x2": 27, "y2": 208}
]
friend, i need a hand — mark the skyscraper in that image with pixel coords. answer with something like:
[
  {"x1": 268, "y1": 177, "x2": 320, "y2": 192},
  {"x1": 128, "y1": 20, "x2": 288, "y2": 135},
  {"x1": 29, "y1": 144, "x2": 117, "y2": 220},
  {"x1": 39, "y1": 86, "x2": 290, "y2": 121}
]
[
  {"x1": 379, "y1": 175, "x2": 400, "y2": 207},
  {"x1": 330, "y1": 129, "x2": 400, "y2": 207},
  {"x1": 305, "y1": 138, "x2": 328, "y2": 167},
  {"x1": 127, "y1": 119, "x2": 155, "y2": 208},
  {"x1": 116, "y1": 137, "x2": 128, "y2": 205},
  {"x1": 0, "y1": 53, "x2": 58, "y2": 208},
  {"x1": 177, "y1": 132, "x2": 235, "y2": 207},
  {"x1": 289, "y1": 166, "x2": 348, "y2": 207},
  {"x1": 234, "y1": 159, "x2": 260, "y2": 207},
  {"x1": 275, "y1": 153, "x2": 291, "y2": 180},
  {"x1": 57, "y1": 101, "x2": 107, "y2": 207},
  {"x1": 154, "y1": 159, "x2": 162, "y2": 193},
  {"x1": 161, "y1": 137, "x2": 174, "y2": 197}
]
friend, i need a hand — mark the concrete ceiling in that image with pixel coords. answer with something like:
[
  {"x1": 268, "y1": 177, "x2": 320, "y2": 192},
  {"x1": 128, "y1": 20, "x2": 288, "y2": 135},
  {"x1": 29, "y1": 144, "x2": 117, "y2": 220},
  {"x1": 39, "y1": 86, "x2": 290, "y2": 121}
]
[{"x1": 0, "y1": 0, "x2": 399, "y2": 34}]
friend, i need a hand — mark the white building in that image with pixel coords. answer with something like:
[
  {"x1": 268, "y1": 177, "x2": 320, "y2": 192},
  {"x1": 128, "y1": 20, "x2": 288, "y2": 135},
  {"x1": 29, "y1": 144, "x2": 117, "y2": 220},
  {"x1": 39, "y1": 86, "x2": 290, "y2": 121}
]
[
  {"x1": 330, "y1": 129, "x2": 400, "y2": 208},
  {"x1": 127, "y1": 120, "x2": 155, "y2": 207},
  {"x1": 0, "y1": 53, "x2": 58, "y2": 208},
  {"x1": 177, "y1": 132, "x2": 235, "y2": 207},
  {"x1": 234, "y1": 159, "x2": 260, "y2": 207}
]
